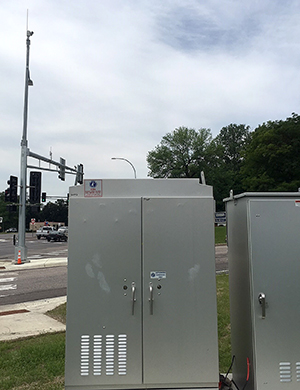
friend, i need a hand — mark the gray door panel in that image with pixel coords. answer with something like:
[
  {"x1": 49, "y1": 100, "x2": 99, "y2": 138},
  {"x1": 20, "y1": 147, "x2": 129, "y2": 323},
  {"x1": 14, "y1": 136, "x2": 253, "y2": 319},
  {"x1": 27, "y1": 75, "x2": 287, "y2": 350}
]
[
  {"x1": 249, "y1": 199, "x2": 300, "y2": 388},
  {"x1": 142, "y1": 197, "x2": 219, "y2": 386},
  {"x1": 65, "y1": 198, "x2": 142, "y2": 386}
]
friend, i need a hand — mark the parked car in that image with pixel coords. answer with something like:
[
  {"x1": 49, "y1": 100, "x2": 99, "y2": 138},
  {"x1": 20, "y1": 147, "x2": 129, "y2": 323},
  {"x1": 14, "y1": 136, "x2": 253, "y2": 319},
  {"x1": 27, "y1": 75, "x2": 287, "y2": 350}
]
[
  {"x1": 46, "y1": 226, "x2": 68, "y2": 242},
  {"x1": 6, "y1": 227, "x2": 17, "y2": 233},
  {"x1": 57, "y1": 226, "x2": 68, "y2": 235},
  {"x1": 36, "y1": 226, "x2": 55, "y2": 239}
]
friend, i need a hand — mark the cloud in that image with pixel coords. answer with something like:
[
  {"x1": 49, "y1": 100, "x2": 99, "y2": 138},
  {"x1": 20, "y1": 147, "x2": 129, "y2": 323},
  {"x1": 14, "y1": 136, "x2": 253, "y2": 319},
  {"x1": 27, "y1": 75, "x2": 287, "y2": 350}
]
[{"x1": 1, "y1": 0, "x2": 300, "y2": 197}]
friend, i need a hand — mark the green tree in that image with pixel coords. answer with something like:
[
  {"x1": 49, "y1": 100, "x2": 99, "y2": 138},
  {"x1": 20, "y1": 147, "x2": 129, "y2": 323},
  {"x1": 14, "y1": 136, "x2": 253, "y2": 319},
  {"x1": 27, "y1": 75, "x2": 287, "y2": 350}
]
[
  {"x1": 214, "y1": 123, "x2": 251, "y2": 171},
  {"x1": 0, "y1": 192, "x2": 18, "y2": 232},
  {"x1": 210, "y1": 123, "x2": 251, "y2": 205},
  {"x1": 146, "y1": 124, "x2": 252, "y2": 210},
  {"x1": 147, "y1": 127, "x2": 212, "y2": 178},
  {"x1": 40, "y1": 199, "x2": 68, "y2": 225},
  {"x1": 204, "y1": 140, "x2": 237, "y2": 210},
  {"x1": 242, "y1": 113, "x2": 300, "y2": 191}
]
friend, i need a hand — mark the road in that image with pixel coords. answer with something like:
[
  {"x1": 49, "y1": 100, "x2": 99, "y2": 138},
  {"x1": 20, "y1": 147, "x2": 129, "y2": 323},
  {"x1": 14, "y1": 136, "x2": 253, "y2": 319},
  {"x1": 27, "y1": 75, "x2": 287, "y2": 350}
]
[
  {"x1": 0, "y1": 234, "x2": 228, "y2": 306},
  {"x1": 0, "y1": 233, "x2": 68, "y2": 260},
  {"x1": 0, "y1": 266, "x2": 67, "y2": 305},
  {"x1": 215, "y1": 245, "x2": 228, "y2": 273},
  {"x1": 0, "y1": 233, "x2": 68, "y2": 305}
]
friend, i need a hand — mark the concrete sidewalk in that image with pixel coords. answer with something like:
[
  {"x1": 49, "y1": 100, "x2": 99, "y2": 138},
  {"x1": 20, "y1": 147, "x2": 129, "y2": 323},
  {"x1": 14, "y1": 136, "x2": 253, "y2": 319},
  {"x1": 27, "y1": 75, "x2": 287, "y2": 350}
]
[
  {"x1": 0, "y1": 257, "x2": 67, "y2": 341},
  {"x1": 0, "y1": 296, "x2": 66, "y2": 341},
  {"x1": 0, "y1": 256, "x2": 67, "y2": 271}
]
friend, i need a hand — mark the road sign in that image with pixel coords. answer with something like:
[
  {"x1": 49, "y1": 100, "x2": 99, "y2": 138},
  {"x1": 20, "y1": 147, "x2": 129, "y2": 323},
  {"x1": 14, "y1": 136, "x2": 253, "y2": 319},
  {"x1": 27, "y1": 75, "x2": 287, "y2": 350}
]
[
  {"x1": 84, "y1": 179, "x2": 102, "y2": 197},
  {"x1": 215, "y1": 212, "x2": 226, "y2": 226}
]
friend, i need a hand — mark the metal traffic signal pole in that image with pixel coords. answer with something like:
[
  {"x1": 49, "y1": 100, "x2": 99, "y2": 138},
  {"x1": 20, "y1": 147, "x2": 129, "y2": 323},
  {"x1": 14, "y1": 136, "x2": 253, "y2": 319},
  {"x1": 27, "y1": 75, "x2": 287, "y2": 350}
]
[
  {"x1": 14, "y1": 30, "x2": 84, "y2": 264},
  {"x1": 16, "y1": 30, "x2": 34, "y2": 264}
]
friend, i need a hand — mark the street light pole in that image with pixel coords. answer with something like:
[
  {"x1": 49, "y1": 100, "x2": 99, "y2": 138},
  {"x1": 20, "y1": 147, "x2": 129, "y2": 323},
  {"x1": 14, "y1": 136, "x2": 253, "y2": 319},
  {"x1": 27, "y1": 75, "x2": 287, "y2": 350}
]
[
  {"x1": 15, "y1": 30, "x2": 34, "y2": 264},
  {"x1": 111, "y1": 157, "x2": 137, "y2": 178}
]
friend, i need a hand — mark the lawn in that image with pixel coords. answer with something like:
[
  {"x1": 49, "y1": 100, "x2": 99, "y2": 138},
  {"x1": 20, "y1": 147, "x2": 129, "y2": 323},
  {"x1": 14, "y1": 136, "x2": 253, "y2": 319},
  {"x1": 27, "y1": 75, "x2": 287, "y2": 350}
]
[
  {"x1": 0, "y1": 275, "x2": 231, "y2": 389},
  {"x1": 0, "y1": 332, "x2": 65, "y2": 390},
  {"x1": 215, "y1": 225, "x2": 227, "y2": 244},
  {"x1": 216, "y1": 274, "x2": 232, "y2": 372}
]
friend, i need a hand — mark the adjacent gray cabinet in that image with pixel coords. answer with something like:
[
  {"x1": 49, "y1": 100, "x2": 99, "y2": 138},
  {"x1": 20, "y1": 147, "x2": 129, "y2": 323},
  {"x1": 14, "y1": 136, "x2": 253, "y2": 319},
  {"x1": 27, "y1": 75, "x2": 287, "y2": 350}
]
[
  {"x1": 225, "y1": 193, "x2": 300, "y2": 390},
  {"x1": 65, "y1": 179, "x2": 219, "y2": 390}
]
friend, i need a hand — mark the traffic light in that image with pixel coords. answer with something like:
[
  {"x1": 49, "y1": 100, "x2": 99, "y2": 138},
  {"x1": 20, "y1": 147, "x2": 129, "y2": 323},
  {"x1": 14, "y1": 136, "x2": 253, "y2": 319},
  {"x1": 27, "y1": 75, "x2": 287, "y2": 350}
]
[
  {"x1": 59, "y1": 157, "x2": 66, "y2": 181},
  {"x1": 42, "y1": 192, "x2": 47, "y2": 202},
  {"x1": 9, "y1": 175, "x2": 18, "y2": 203},
  {"x1": 29, "y1": 171, "x2": 42, "y2": 204},
  {"x1": 7, "y1": 205, "x2": 17, "y2": 213},
  {"x1": 4, "y1": 188, "x2": 10, "y2": 202},
  {"x1": 76, "y1": 163, "x2": 84, "y2": 185}
]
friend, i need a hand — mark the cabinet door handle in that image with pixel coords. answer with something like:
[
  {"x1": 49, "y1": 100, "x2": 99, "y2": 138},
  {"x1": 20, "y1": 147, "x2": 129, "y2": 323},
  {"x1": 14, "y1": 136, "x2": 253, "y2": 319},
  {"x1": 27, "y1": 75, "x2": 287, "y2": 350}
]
[
  {"x1": 131, "y1": 282, "x2": 136, "y2": 315},
  {"x1": 149, "y1": 282, "x2": 154, "y2": 315},
  {"x1": 258, "y1": 292, "x2": 266, "y2": 319}
]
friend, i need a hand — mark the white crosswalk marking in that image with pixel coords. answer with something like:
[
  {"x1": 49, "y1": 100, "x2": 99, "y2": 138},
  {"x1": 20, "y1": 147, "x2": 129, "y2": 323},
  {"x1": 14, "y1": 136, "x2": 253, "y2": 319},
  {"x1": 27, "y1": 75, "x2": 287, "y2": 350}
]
[
  {"x1": 0, "y1": 272, "x2": 18, "y2": 276},
  {"x1": 0, "y1": 284, "x2": 17, "y2": 291},
  {"x1": 0, "y1": 277, "x2": 17, "y2": 283},
  {"x1": 0, "y1": 272, "x2": 18, "y2": 297}
]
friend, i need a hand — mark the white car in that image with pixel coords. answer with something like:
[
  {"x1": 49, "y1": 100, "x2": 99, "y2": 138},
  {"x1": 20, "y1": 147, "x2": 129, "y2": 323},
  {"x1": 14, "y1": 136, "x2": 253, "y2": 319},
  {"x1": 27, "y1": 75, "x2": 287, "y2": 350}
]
[{"x1": 36, "y1": 226, "x2": 55, "y2": 239}]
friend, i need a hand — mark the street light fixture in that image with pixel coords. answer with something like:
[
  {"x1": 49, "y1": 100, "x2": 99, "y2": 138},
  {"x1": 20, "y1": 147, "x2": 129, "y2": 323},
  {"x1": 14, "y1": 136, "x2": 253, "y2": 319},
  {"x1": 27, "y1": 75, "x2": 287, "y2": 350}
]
[{"x1": 111, "y1": 157, "x2": 137, "y2": 178}]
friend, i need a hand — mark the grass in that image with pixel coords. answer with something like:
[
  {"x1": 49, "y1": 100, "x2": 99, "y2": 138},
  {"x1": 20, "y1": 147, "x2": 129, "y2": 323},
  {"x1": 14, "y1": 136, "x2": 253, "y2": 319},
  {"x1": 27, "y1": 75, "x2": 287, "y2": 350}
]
[
  {"x1": 46, "y1": 303, "x2": 67, "y2": 325},
  {"x1": 215, "y1": 225, "x2": 227, "y2": 244},
  {"x1": 216, "y1": 274, "x2": 232, "y2": 373},
  {"x1": 0, "y1": 333, "x2": 65, "y2": 390},
  {"x1": 0, "y1": 275, "x2": 231, "y2": 389}
]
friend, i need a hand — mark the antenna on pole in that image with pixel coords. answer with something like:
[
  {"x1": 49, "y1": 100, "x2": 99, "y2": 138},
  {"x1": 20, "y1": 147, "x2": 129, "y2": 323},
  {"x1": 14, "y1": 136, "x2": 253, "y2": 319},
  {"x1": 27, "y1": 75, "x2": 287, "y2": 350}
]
[{"x1": 26, "y1": 9, "x2": 29, "y2": 32}]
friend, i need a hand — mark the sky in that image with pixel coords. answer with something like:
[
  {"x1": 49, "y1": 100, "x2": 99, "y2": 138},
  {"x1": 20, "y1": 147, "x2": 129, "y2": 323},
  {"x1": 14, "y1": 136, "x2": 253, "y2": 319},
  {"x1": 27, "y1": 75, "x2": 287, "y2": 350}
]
[{"x1": 1, "y1": 0, "x2": 300, "y2": 198}]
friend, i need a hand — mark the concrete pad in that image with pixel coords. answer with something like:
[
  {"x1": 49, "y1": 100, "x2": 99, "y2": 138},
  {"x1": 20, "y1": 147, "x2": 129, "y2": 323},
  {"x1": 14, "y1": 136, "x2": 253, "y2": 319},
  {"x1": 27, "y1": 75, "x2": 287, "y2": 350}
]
[{"x1": 0, "y1": 296, "x2": 66, "y2": 341}]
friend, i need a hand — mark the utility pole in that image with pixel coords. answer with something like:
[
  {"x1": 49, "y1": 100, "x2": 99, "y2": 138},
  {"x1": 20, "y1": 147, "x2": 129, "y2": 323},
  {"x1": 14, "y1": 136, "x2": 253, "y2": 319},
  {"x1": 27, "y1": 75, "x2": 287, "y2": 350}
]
[{"x1": 15, "y1": 30, "x2": 34, "y2": 264}]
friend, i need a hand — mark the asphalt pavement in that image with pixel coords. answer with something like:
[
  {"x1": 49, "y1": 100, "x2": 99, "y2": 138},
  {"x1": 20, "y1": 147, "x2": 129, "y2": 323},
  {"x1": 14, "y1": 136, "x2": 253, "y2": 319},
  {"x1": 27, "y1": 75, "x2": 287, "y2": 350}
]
[{"x1": 0, "y1": 256, "x2": 67, "y2": 341}]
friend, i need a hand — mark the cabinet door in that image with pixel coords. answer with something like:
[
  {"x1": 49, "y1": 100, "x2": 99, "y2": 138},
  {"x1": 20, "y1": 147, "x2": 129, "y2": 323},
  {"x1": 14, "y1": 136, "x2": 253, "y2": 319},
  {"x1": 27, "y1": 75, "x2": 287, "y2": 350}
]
[
  {"x1": 142, "y1": 197, "x2": 219, "y2": 386},
  {"x1": 65, "y1": 198, "x2": 143, "y2": 387},
  {"x1": 249, "y1": 199, "x2": 300, "y2": 389}
]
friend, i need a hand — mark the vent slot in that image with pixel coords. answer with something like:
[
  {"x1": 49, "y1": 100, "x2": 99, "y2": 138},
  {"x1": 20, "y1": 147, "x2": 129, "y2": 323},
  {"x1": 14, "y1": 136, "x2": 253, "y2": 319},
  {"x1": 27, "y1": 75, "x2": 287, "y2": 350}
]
[
  {"x1": 279, "y1": 362, "x2": 292, "y2": 382},
  {"x1": 80, "y1": 335, "x2": 90, "y2": 376},
  {"x1": 296, "y1": 362, "x2": 300, "y2": 382},
  {"x1": 80, "y1": 334, "x2": 127, "y2": 377},
  {"x1": 118, "y1": 334, "x2": 127, "y2": 375},
  {"x1": 93, "y1": 335, "x2": 102, "y2": 376},
  {"x1": 106, "y1": 335, "x2": 115, "y2": 375}
]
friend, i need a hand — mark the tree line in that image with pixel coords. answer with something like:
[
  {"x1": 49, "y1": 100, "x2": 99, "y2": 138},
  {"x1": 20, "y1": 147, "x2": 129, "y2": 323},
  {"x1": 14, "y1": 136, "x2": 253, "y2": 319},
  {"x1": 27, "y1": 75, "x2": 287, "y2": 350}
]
[
  {"x1": 1, "y1": 112, "x2": 299, "y2": 228},
  {"x1": 147, "y1": 113, "x2": 300, "y2": 210},
  {"x1": 0, "y1": 194, "x2": 68, "y2": 232}
]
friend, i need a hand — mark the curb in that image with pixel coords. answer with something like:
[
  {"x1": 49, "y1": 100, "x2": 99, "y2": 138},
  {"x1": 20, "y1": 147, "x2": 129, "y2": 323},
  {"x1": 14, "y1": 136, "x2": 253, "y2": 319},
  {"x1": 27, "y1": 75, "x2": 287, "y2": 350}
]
[{"x1": 0, "y1": 257, "x2": 68, "y2": 271}]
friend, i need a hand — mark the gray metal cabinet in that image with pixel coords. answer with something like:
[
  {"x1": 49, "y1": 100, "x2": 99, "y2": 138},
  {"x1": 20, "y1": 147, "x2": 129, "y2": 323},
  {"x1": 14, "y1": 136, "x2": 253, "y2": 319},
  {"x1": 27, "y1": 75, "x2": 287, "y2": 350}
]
[
  {"x1": 65, "y1": 179, "x2": 219, "y2": 390},
  {"x1": 225, "y1": 193, "x2": 300, "y2": 390}
]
